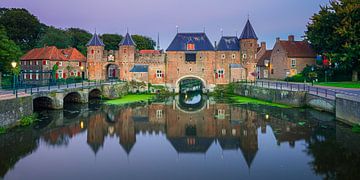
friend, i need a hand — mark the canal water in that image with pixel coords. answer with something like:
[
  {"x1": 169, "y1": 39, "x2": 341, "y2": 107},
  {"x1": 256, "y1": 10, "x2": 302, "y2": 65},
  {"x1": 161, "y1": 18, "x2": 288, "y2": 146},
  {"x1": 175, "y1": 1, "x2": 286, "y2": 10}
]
[{"x1": 1, "y1": 94, "x2": 360, "y2": 180}]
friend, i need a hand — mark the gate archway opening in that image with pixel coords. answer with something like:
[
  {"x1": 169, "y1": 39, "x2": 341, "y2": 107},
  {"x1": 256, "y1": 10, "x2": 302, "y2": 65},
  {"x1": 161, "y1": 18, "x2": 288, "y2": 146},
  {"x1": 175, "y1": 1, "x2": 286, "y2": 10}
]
[
  {"x1": 106, "y1": 64, "x2": 119, "y2": 80},
  {"x1": 178, "y1": 77, "x2": 205, "y2": 94}
]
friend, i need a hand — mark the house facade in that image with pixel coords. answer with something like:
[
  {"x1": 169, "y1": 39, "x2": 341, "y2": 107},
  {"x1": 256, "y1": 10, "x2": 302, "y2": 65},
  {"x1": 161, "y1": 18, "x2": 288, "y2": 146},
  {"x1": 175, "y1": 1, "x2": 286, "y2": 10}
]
[
  {"x1": 20, "y1": 46, "x2": 86, "y2": 84},
  {"x1": 269, "y1": 35, "x2": 316, "y2": 79},
  {"x1": 87, "y1": 20, "x2": 267, "y2": 92}
]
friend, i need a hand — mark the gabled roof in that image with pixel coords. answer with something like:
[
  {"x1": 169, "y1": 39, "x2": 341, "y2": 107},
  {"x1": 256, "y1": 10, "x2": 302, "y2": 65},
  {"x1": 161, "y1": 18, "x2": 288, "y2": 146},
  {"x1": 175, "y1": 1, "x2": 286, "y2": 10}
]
[
  {"x1": 61, "y1": 48, "x2": 86, "y2": 61},
  {"x1": 240, "y1": 20, "x2": 258, "y2": 40},
  {"x1": 217, "y1": 36, "x2": 240, "y2": 51},
  {"x1": 168, "y1": 137, "x2": 214, "y2": 153},
  {"x1": 86, "y1": 33, "x2": 105, "y2": 46},
  {"x1": 257, "y1": 50, "x2": 272, "y2": 66},
  {"x1": 119, "y1": 33, "x2": 136, "y2": 46},
  {"x1": 130, "y1": 64, "x2": 148, "y2": 73},
  {"x1": 279, "y1": 41, "x2": 316, "y2": 58},
  {"x1": 167, "y1": 33, "x2": 215, "y2": 51},
  {"x1": 21, "y1": 46, "x2": 67, "y2": 61}
]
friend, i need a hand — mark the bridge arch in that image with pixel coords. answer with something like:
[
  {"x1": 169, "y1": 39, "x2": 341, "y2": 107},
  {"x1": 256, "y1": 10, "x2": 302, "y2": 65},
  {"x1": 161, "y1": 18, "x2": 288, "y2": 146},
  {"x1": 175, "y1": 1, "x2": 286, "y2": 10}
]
[
  {"x1": 89, "y1": 88, "x2": 102, "y2": 99},
  {"x1": 64, "y1": 92, "x2": 82, "y2": 103},
  {"x1": 176, "y1": 75, "x2": 206, "y2": 93},
  {"x1": 33, "y1": 96, "x2": 54, "y2": 110}
]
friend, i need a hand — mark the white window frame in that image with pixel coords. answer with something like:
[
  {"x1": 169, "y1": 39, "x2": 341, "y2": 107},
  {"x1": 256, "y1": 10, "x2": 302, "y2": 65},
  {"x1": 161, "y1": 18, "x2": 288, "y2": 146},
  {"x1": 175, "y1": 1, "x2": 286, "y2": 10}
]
[
  {"x1": 23, "y1": 70, "x2": 26, "y2": 79},
  {"x1": 217, "y1": 69, "x2": 225, "y2": 78},
  {"x1": 156, "y1": 110, "x2": 163, "y2": 119},
  {"x1": 242, "y1": 54, "x2": 247, "y2": 59},
  {"x1": 29, "y1": 61, "x2": 32, "y2": 65},
  {"x1": 156, "y1": 70, "x2": 163, "y2": 78},
  {"x1": 58, "y1": 70, "x2": 63, "y2": 79},
  {"x1": 58, "y1": 62, "x2": 63, "y2": 66},
  {"x1": 291, "y1": 59, "x2": 296, "y2": 68},
  {"x1": 29, "y1": 70, "x2": 32, "y2": 80}
]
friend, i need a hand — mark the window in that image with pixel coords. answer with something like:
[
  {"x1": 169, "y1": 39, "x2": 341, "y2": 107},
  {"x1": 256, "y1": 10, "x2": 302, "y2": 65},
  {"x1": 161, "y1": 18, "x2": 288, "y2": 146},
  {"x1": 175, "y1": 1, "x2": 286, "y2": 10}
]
[
  {"x1": 242, "y1": 54, "x2": 247, "y2": 59},
  {"x1": 187, "y1": 43, "x2": 195, "y2": 51},
  {"x1": 156, "y1": 70, "x2": 163, "y2": 78},
  {"x1": 29, "y1": 61, "x2": 32, "y2": 65},
  {"x1": 36, "y1": 70, "x2": 39, "y2": 80},
  {"x1": 58, "y1": 62, "x2": 63, "y2": 66},
  {"x1": 217, "y1": 109, "x2": 225, "y2": 119},
  {"x1": 216, "y1": 69, "x2": 225, "y2": 78},
  {"x1": 222, "y1": 129, "x2": 226, "y2": 135},
  {"x1": 232, "y1": 129, "x2": 237, "y2": 136},
  {"x1": 221, "y1": 54, "x2": 226, "y2": 59},
  {"x1": 91, "y1": 49, "x2": 94, "y2": 54},
  {"x1": 232, "y1": 54, "x2": 236, "y2": 59},
  {"x1": 291, "y1": 59, "x2": 296, "y2": 68},
  {"x1": 58, "y1": 71, "x2": 63, "y2": 79},
  {"x1": 29, "y1": 70, "x2": 32, "y2": 80},
  {"x1": 23, "y1": 70, "x2": 27, "y2": 79},
  {"x1": 156, "y1": 110, "x2": 163, "y2": 119},
  {"x1": 185, "y1": 53, "x2": 196, "y2": 62},
  {"x1": 264, "y1": 70, "x2": 269, "y2": 78}
]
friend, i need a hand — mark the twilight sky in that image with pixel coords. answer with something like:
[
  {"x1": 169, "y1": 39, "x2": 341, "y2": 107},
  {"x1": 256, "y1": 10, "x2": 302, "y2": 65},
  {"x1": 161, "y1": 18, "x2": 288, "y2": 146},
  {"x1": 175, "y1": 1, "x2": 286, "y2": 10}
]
[{"x1": 1, "y1": 0, "x2": 328, "y2": 49}]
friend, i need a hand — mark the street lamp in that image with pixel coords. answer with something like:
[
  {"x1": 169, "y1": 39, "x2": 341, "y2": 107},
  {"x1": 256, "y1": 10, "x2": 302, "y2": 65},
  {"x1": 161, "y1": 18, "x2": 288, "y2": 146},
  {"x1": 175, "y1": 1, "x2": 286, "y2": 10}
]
[
  {"x1": 80, "y1": 66, "x2": 84, "y2": 80},
  {"x1": 11, "y1": 61, "x2": 17, "y2": 94}
]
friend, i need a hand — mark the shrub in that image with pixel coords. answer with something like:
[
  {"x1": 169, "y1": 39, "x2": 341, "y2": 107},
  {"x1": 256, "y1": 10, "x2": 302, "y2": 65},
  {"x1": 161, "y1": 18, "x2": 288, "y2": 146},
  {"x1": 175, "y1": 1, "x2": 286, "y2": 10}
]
[
  {"x1": 285, "y1": 74, "x2": 306, "y2": 82},
  {"x1": 19, "y1": 114, "x2": 38, "y2": 127},
  {"x1": 0, "y1": 126, "x2": 6, "y2": 134},
  {"x1": 352, "y1": 124, "x2": 360, "y2": 133}
]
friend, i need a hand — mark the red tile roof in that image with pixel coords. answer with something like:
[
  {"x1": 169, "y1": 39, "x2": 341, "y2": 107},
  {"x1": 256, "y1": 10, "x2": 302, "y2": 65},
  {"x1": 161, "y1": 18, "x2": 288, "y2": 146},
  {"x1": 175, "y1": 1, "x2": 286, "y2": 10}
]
[
  {"x1": 279, "y1": 41, "x2": 316, "y2": 58},
  {"x1": 21, "y1": 46, "x2": 86, "y2": 61},
  {"x1": 257, "y1": 50, "x2": 272, "y2": 66},
  {"x1": 139, "y1": 50, "x2": 161, "y2": 54},
  {"x1": 61, "y1": 48, "x2": 86, "y2": 61}
]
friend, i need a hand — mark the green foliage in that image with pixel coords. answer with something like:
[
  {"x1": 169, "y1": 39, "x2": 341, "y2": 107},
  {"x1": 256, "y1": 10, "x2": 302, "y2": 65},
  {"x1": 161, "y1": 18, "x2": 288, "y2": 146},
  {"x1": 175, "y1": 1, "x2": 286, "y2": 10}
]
[
  {"x1": 101, "y1": 34, "x2": 123, "y2": 50},
  {"x1": 0, "y1": 26, "x2": 22, "y2": 74},
  {"x1": 306, "y1": 0, "x2": 360, "y2": 80},
  {"x1": 67, "y1": 28, "x2": 92, "y2": 55},
  {"x1": 213, "y1": 83, "x2": 235, "y2": 97},
  {"x1": 285, "y1": 74, "x2": 306, "y2": 82},
  {"x1": 0, "y1": 8, "x2": 42, "y2": 52},
  {"x1": 315, "y1": 81, "x2": 360, "y2": 88},
  {"x1": 131, "y1": 35, "x2": 156, "y2": 50},
  {"x1": 36, "y1": 26, "x2": 72, "y2": 48},
  {"x1": 0, "y1": 126, "x2": 6, "y2": 134},
  {"x1": 352, "y1": 125, "x2": 360, "y2": 133},
  {"x1": 19, "y1": 114, "x2": 38, "y2": 127},
  {"x1": 229, "y1": 95, "x2": 291, "y2": 108},
  {"x1": 105, "y1": 94, "x2": 154, "y2": 105}
]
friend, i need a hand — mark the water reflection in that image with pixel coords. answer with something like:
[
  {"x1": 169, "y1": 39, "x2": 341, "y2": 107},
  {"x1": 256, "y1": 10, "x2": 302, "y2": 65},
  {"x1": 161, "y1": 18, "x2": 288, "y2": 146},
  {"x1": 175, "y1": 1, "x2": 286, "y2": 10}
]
[{"x1": 1, "y1": 96, "x2": 360, "y2": 179}]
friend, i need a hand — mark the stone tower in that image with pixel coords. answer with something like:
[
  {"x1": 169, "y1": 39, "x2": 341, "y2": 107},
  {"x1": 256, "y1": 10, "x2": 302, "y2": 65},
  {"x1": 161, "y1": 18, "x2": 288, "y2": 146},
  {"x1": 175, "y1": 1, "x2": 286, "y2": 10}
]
[
  {"x1": 87, "y1": 32, "x2": 105, "y2": 80},
  {"x1": 239, "y1": 19, "x2": 258, "y2": 81},
  {"x1": 118, "y1": 32, "x2": 136, "y2": 81}
]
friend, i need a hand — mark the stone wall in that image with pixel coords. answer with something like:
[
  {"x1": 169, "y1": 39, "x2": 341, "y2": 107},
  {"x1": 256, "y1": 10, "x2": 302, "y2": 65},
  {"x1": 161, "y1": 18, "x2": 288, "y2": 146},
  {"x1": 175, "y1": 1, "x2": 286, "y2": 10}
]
[
  {"x1": 336, "y1": 94, "x2": 360, "y2": 125},
  {"x1": 101, "y1": 82, "x2": 128, "y2": 99},
  {"x1": 233, "y1": 83, "x2": 306, "y2": 107},
  {"x1": 0, "y1": 95, "x2": 33, "y2": 127},
  {"x1": 305, "y1": 94, "x2": 335, "y2": 113}
]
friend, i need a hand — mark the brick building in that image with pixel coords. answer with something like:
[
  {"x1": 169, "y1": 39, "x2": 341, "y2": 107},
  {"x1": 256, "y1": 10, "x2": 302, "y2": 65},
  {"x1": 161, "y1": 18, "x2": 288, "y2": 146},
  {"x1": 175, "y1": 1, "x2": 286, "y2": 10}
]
[
  {"x1": 269, "y1": 35, "x2": 316, "y2": 79},
  {"x1": 87, "y1": 20, "x2": 267, "y2": 92},
  {"x1": 20, "y1": 46, "x2": 86, "y2": 84}
]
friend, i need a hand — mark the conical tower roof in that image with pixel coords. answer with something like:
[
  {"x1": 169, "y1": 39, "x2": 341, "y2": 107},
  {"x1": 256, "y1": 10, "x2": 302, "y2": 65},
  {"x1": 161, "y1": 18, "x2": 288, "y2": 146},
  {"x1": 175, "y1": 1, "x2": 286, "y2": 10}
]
[
  {"x1": 86, "y1": 33, "x2": 105, "y2": 46},
  {"x1": 240, "y1": 20, "x2": 258, "y2": 40},
  {"x1": 119, "y1": 33, "x2": 136, "y2": 46}
]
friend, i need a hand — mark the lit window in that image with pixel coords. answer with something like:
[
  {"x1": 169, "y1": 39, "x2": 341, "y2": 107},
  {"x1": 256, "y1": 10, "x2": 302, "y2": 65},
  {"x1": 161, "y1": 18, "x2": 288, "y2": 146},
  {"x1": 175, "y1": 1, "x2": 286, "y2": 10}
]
[
  {"x1": 291, "y1": 59, "x2": 296, "y2": 68},
  {"x1": 187, "y1": 43, "x2": 195, "y2": 51}
]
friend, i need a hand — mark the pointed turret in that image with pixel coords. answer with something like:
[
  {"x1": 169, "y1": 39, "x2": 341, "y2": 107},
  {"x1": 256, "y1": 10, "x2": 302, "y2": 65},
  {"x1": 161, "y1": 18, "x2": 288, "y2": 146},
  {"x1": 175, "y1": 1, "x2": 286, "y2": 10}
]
[
  {"x1": 86, "y1": 33, "x2": 105, "y2": 46},
  {"x1": 240, "y1": 20, "x2": 258, "y2": 40},
  {"x1": 119, "y1": 33, "x2": 136, "y2": 46}
]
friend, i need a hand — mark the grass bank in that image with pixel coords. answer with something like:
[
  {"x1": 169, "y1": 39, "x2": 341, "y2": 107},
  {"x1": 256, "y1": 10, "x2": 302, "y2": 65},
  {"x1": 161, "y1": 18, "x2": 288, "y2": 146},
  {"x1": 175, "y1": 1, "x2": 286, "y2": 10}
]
[
  {"x1": 105, "y1": 94, "x2": 155, "y2": 105},
  {"x1": 315, "y1": 82, "x2": 360, "y2": 89},
  {"x1": 228, "y1": 95, "x2": 292, "y2": 108}
]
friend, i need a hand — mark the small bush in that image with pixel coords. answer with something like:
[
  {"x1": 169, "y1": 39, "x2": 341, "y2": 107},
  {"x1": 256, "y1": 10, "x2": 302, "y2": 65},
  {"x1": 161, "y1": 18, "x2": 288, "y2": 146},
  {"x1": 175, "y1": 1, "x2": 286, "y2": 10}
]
[
  {"x1": 0, "y1": 127, "x2": 6, "y2": 134},
  {"x1": 352, "y1": 125, "x2": 360, "y2": 133},
  {"x1": 285, "y1": 74, "x2": 306, "y2": 82},
  {"x1": 19, "y1": 114, "x2": 38, "y2": 127}
]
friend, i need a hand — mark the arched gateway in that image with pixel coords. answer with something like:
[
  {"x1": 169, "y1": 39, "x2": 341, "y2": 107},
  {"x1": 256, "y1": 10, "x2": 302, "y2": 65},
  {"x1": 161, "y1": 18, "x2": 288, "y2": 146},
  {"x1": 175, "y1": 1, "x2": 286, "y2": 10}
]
[{"x1": 176, "y1": 75, "x2": 206, "y2": 93}]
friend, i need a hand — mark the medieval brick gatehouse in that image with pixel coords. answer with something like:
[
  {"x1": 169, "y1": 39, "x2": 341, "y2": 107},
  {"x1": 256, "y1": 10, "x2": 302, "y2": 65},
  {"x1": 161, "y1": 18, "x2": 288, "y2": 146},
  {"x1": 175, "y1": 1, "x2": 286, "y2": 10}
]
[{"x1": 87, "y1": 20, "x2": 267, "y2": 92}]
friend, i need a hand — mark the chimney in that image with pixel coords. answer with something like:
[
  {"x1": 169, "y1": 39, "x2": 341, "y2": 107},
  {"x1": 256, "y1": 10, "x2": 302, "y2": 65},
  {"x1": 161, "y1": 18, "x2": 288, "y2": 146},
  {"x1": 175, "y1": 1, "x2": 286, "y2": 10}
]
[
  {"x1": 288, "y1": 35, "x2": 294, "y2": 42},
  {"x1": 276, "y1": 37, "x2": 280, "y2": 42},
  {"x1": 261, "y1": 42, "x2": 266, "y2": 50}
]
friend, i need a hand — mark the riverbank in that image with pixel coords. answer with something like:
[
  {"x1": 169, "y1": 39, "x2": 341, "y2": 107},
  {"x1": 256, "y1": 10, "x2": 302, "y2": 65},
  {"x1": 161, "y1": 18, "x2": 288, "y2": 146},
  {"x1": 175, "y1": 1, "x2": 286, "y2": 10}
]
[{"x1": 105, "y1": 94, "x2": 155, "y2": 105}]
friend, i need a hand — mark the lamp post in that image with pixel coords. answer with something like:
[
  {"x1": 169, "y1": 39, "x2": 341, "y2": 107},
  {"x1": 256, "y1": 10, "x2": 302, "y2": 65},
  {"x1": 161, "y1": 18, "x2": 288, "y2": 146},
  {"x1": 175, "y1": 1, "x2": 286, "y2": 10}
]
[
  {"x1": 11, "y1": 61, "x2": 17, "y2": 94},
  {"x1": 80, "y1": 66, "x2": 84, "y2": 80}
]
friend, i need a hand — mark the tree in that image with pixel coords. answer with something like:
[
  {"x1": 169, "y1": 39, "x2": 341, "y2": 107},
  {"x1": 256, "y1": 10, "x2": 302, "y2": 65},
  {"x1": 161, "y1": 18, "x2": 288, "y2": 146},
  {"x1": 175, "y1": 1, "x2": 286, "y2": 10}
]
[
  {"x1": 36, "y1": 26, "x2": 72, "y2": 49},
  {"x1": 306, "y1": 0, "x2": 360, "y2": 81},
  {"x1": 131, "y1": 35, "x2": 156, "y2": 50},
  {"x1": 66, "y1": 28, "x2": 92, "y2": 55},
  {"x1": 101, "y1": 34, "x2": 123, "y2": 50},
  {"x1": 0, "y1": 8, "x2": 43, "y2": 52},
  {"x1": 0, "y1": 27, "x2": 22, "y2": 74}
]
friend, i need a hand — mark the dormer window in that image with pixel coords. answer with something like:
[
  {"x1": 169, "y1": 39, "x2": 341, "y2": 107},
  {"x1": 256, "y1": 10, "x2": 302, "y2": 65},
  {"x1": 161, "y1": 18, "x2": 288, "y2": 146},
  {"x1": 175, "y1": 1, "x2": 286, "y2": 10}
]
[{"x1": 187, "y1": 43, "x2": 195, "y2": 51}]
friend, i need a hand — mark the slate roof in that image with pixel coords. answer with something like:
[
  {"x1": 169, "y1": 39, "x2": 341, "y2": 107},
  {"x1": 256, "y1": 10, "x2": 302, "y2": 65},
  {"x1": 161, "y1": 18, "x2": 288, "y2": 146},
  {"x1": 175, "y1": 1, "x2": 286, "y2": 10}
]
[
  {"x1": 86, "y1": 33, "x2": 105, "y2": 46},
  {"x1": 240, "y1": 20, "x2": 258, "y2": 40},
  {"x1": 119, "y1": 33, "x2": 136, "y2": 46},
  {"x1": 167, "y1": 33, "x2": 215, "y2": 51},
  {"x1": 279, "y1": 40, "x2": 316, "y2": 58},
  {"x1": 217, "y1": 36, "x2": 240, "y2": 51},
  {"x1": 257, "y1": 50, "x2": 272, "y2": 66},
  {"x1": 130, "y1": 64, "x2": 148, "y2": 72}
]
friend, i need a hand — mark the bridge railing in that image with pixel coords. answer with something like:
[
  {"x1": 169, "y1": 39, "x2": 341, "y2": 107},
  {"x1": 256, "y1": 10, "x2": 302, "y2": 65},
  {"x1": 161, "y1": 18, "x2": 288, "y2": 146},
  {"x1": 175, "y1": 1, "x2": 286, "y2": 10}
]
[{"x1": 0, "y1": 78, "x2": 126, "y2": 99}]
